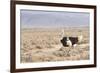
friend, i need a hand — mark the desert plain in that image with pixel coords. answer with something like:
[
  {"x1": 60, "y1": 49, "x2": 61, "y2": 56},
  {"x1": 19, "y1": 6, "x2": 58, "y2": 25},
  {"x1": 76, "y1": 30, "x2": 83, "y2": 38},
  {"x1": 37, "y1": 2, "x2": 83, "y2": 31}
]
[{"x1": 20, "y1": 27, "x2": 89, "y2": 63}]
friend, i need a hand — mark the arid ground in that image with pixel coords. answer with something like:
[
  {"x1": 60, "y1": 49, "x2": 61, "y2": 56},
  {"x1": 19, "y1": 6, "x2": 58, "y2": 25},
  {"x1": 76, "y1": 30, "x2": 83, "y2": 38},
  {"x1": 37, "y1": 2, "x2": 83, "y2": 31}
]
[{"x1": 20, "y1": 27, "x2": 90, "y2": 63}]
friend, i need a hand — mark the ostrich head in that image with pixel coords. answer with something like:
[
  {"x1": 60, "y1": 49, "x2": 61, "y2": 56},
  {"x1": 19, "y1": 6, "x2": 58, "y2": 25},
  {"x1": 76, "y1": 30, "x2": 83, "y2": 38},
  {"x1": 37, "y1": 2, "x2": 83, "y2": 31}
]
[{"x1": 59, "y1": 29, "x2": 65, "y2": 40}]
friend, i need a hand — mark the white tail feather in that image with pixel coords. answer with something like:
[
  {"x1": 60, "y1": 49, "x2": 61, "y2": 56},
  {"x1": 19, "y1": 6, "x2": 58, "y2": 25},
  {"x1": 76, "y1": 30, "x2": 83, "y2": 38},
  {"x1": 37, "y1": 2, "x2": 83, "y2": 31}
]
[
  {"x1": 66, "y1": 39, "x2": 72, "y2": 47},
  {"x1": 78, "y1": 35, "x2": 83, "y2": 43}
]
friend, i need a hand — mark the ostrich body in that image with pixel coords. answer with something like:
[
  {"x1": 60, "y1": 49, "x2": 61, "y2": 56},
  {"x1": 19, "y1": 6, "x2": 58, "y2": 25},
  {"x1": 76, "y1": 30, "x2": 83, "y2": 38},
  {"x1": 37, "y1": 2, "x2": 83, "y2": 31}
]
[{"x1": 60, "y1": 29, "x2": 83, "y2": 47}]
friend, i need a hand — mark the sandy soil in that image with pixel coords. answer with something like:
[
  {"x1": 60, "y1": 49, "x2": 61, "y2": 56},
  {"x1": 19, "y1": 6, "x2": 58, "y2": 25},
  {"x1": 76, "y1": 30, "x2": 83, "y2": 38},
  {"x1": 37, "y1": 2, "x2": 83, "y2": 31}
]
[{"x1": 20, "y1": 27, "x2": 90, "y2": 63}]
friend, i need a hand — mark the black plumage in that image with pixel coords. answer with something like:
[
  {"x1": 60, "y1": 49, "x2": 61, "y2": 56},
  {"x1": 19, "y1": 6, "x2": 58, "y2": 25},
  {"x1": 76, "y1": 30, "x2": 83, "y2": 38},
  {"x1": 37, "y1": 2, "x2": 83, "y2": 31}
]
[{"x1": 60, "y1": 37, "x2": 78, "y2": 47}]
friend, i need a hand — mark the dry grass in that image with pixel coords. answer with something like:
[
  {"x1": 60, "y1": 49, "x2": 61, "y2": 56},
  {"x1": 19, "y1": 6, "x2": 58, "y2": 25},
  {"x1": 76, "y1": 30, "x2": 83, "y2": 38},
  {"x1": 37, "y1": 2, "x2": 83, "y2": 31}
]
[{"x1": 20, "y1": 27, "x2": 89, "y2": 63}]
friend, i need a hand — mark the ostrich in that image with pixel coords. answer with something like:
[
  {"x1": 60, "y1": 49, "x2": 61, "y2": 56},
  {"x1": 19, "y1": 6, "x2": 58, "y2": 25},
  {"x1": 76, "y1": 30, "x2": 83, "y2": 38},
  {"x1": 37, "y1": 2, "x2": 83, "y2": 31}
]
[{"x1": 60, "y1": 29, "x2": 83, "y2": 47}]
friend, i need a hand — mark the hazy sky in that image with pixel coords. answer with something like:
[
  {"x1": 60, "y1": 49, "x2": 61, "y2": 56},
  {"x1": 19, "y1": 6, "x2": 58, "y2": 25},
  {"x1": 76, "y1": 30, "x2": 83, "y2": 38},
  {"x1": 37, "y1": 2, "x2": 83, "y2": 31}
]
[{"x1": 20, "y1": 9, "x2": 90, "y2": 28}]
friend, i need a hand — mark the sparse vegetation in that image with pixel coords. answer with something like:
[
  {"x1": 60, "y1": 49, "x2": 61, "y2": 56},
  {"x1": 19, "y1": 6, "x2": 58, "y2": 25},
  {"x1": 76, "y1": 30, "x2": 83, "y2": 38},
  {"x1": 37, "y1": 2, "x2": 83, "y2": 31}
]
[{"x1": 20, "y1": 27, "x2": 89, "y2": 63}]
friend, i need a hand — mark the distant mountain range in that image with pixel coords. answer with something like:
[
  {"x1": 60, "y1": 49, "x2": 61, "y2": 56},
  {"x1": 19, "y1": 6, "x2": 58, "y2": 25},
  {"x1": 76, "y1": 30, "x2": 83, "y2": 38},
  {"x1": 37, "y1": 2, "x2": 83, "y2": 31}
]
[{"x1": 20, "y1": 10, "x2": 90, "y2": 28}]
